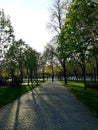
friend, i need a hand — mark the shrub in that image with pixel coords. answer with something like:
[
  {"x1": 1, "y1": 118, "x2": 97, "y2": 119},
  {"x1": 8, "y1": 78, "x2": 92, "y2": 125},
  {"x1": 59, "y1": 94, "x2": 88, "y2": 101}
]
[
  {"x1": 10, "y1": 76, "x2": 22, "y2": 87},
  {"x1": 0, "y1": 78, "x2": 9, "y2": 86}
]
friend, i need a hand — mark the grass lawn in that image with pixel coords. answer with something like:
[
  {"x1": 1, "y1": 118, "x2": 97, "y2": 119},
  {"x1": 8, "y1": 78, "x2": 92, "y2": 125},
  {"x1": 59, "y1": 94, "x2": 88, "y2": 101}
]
[
  {"x1": 0, "y1": 83, "x2": 39, "y2": 108},
  {"x1": 64, "y1": 81, "x2": 98, "y2": 118}
]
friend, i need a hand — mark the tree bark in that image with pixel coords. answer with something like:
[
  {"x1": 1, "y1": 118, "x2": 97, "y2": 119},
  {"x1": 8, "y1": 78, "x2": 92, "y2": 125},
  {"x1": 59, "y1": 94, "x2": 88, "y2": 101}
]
[
  {"x1": 30, "y1": 69, "x2": 33, "y2": 84},
  {"x1": 51, "y1": 63, "x2": 54, "y2": 82},
  {"x1": 62, "y1": 61, "x2": 67, "y2": 84},
  {"x1": 83, "y1": 67, "x2": 87, "y2": 90},
  {"x1": 42, "y1": 66, "x2": 45, "y2": 82},
  {"x1": 27, "y1": 68, "x2": 29, "y2": 85},
  {"x1": 96, "y1": 58, "x2": 98, "y2": 82},
  {"x1": 80, "y1": 62, "x2": 87, "y2": 90},
  {"x1": 20, "y1": 69, "x2": 23, "y2": 83}
]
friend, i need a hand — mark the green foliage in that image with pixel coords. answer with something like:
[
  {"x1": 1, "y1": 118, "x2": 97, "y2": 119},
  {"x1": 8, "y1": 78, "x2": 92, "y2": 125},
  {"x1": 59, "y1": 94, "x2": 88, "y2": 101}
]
[
  {"x1": 24, "y1": 45, "x2": 40, "y2": 84},
  {"x1": 0, "y1": 9, "x2": 14, "y2": 58},
  {"x1": 24, "y1": 46, "x2": 38, "y2": 71},
  {"x1": 57, "y1": 28, "x2": 71, "y2": 61},
  {"x1": 4, "y1": 39, "x2": 26, "y2": 82},
  {"x1": 0, "y1": 9, "x2": 40, "y2": 85},
  {"x1": 65, "y1": 0, "x2": 98, "y2": 61},
  {"x1": 57, "y1": 0, "x2": 98, "y2": 85}
]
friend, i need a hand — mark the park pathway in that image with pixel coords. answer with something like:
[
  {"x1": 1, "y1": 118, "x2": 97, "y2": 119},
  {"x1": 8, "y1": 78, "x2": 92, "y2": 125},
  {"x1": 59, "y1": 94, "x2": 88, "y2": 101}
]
[{"x1": 0, "y1": 80, "x2": 98, "y2": 130}]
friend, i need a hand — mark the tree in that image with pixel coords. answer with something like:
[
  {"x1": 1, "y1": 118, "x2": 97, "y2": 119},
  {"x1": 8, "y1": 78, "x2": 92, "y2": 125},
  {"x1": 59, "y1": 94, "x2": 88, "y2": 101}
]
[
  {"x1": 15, "y1": 39, "x2": 26, "y2": 83},
  {"x1": 5, "y1": 42, "x2": 17, "y2": 83},
  {"x1": 62, "y1": 0, "x2": 98, "y2": 88},
  {"x1": 40, "y1": 52, "x2": 47, "y2": 82},
  {"x1": 48, "y1": 0, "x2": 70, "y2": 34},
  {"x1": 44, "y1": 43, "x2": 55, "y2": 82},
  {"x1": 48, "y1": 0, "x2": 71, "y2": 84},
  {"x1": 24, "y1": 46, "x2": 40, "y2": 85},
  {"x1": 0, "y1": 9, "x2": 14, "y2": 78},
  {"x1": 0, "y1": 9, "x2": 14, "y2": 59},
  {"x1": 5, "y1": 39, "x2": 27, "y2": 86},
  {"x1": 57, "y1": 28, "x2": 71, "y2": 84}
]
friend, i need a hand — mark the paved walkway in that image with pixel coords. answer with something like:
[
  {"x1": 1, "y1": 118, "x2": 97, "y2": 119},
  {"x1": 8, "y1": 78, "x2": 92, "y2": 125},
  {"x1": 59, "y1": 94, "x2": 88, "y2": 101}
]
[{"x1": 0, "y1": 80, "x2": 98, "y2": 130}]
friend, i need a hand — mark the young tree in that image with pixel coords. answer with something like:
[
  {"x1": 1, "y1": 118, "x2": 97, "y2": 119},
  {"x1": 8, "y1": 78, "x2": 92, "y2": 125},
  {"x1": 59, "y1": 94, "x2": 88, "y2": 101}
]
[
  {"x1": 24, "y1": 46, "x2": 40, "y2": 85},
  {"x1": 44, "y1": 43, "x2": 55, "y2": 82},
  {"x1": 5, "y1": 42, "x2": 17, "y2": 83},
  {"x1": 15, "y1": 39, "x2": 26, "y2": 83},
  {"x1": 57, "y1": 28, "x2": 71, "y2": 84},
  {"x1": 5, "y1": 39, "x2": 26, "y2": 86},
  {"x1": 0, "y1": 9, "x2": 14, "y2": 78},
  {"x1": 40, "y1": 52, "x2": 47, "y2": 82},
  {"x1": 0, "y1": 9, "x2": 14, "y2": 59}
]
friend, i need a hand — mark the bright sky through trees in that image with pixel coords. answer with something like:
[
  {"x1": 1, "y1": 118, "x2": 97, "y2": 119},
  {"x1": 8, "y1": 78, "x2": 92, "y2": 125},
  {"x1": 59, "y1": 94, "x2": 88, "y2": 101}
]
[
  {"x1": 0, "y1": 0, "x2": 52, "y2": 52},
  {"x1": 92, "y1": 0, "x2": 98, "y2": 3}
]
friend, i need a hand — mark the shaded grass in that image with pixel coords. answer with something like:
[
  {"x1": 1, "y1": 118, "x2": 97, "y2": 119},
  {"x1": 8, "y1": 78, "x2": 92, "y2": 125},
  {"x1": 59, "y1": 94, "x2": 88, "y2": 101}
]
[
  {"x1": 0, "y1": 84, "x2": 39, "y2": 108},
  {"x1": 64, "y1": 81, "x2": 98, "y2": 118}
]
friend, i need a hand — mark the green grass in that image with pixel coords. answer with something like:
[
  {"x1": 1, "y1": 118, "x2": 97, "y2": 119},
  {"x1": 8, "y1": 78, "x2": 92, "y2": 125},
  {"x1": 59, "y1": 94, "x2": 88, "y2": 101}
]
[
  {"x1": 64, "y1": 81, "x2": 98, "y2": 118},
  {"x1": 0, "y1": 84, "x2": 38, "y2": 108}
]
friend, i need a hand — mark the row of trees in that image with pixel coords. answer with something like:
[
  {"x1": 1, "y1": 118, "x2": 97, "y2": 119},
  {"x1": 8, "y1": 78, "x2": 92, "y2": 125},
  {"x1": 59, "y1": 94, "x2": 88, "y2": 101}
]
[
  {"x1": 0, "y1": 9, "x2": 41, "y2": 86},
  {"x1": 58, "y1": 0, "x2": 98, "y2": 89},
  {"x1": 43, "y1": 0, "x2": 98, "y2": 89},
  {"x1": 0, "y1": 1, "x2": 98, "y2": 88}
]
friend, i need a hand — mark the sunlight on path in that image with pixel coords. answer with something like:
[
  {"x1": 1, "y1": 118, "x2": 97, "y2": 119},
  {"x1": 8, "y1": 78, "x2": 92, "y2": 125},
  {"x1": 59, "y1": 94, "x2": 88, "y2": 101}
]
[{"x1": 0, "y1": 81, "x2": 98, "y2": 130}]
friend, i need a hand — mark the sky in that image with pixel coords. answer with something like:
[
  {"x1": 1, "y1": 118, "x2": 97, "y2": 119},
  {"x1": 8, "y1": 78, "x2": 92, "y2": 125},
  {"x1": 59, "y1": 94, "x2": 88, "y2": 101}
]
[
  {"x1": 92, "y1": 0, "x2": 98, "y2": 3},
  {"x1": 0, "y1": 0, "x2": 53, "y2": 52}
]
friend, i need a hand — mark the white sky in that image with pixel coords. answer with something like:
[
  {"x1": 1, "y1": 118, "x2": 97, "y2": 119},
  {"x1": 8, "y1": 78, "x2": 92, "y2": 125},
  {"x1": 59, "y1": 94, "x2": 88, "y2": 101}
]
[{"x1": 0, "y1": 0, "x2": 53, "y2": 52}]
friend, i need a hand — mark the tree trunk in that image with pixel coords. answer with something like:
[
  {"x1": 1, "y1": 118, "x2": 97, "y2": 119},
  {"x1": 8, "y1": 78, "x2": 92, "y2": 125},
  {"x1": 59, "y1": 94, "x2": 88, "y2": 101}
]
[
  {"x1": 96, "y1": 59, "x2": 98, "y2": 82},
  {"x1": 83, "y1": 68, "x2": 86, "y2": 90},
  {"x1": 35, "y1": 66, "x2": 39, "y2": 86},
  {"x1": 11, "y1": 69, "x2": 15, "y2": 84},
  {"x1": 51, "y1": 63, "x2": 54, "y2": 82},
  {"x1": 93, "y1": 67, "x2": 96, "y2": 82},
  {"x1": 27, "y1": 68, "x2": 29, "y2": 85},
  {"x1": 30, "y1": 70, "x2": 33, "y2": 84},
  {"x1": 62, "y1": 61, "x2": 67, "y2": 84},
  {"x1": 35, "y1": 69, "x2": 38, "y2": 86},
  {"x1": 81, "y1": 63, "x2": 87, "y2": 90},
  {"x1": 35, "y1": 72, "x2": 38, "y2": 86},
  {"x1": 42, "y1": 67, "x2": 45, "y2": 82},
  {"x1": 19, "y1": 65, "x2": 23, "y2": 84},
  {"x1": 20, "y1": 70, "x2": 23, "y2": 83}
]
